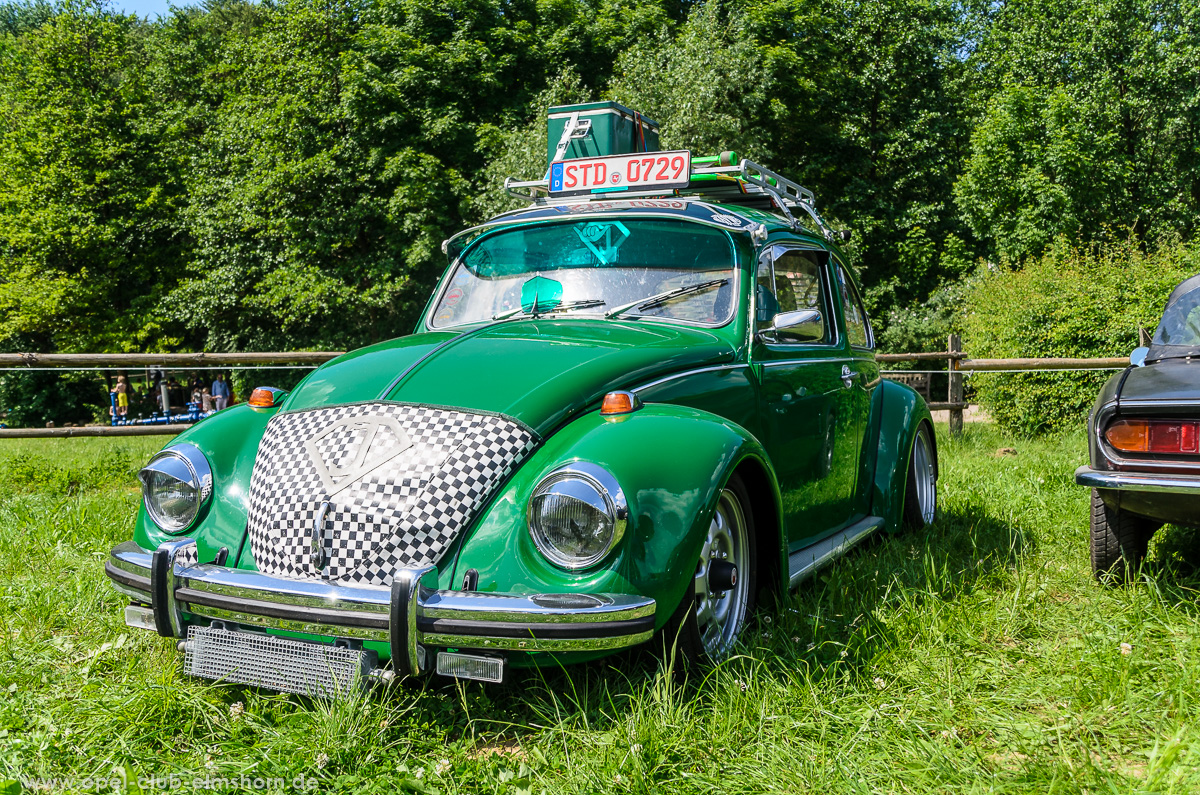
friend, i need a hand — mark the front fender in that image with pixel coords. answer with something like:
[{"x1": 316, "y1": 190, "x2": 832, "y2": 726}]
[
  {"x1": 872, "y1": 379, "x2": 936, "y2": 533},
  {"x1": 450, "y1": 404, "x2": 781, "y2": 634},
  {"x1": 132, "y1": 404, "x2": 276, "y2": 565}
]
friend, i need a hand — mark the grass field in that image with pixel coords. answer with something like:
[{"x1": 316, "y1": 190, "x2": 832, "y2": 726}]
[{"x1": 1, "y1": 426, "x2": 1198, "y2": 794}]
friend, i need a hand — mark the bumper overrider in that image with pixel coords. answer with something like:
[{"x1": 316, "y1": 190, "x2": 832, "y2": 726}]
[{"x1": 105, "y1": 539, "x2": 655, "y2": 693}]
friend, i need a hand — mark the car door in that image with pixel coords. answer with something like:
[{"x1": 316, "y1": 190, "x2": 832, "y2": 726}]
[
  {"x1": 753, "y1": 245, "x2": 861, "y2": 549},
  {"x1": 831, "y1": 258, "x2": 881, "y2": 518}
]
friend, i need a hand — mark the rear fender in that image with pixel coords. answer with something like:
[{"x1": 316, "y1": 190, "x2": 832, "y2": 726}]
[
  {"x1": 872, "y1": 380, "x2": 936, "y2": 533},
  {"x1": 450, "y1": 404, "x2": 785, "y2": 632}
]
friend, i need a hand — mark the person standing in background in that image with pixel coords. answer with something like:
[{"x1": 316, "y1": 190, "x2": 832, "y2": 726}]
[
  {"x1": 112, "y1": 375, "x2": 129, "y2": 418},
  {"x1": 212, "y1": 373, "x2": 230, "y2": 411}
]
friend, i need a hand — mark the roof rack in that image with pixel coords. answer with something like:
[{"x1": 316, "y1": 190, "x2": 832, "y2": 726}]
[{"x1": 503, "y1": 154, "x2": 838, "y2": 241}]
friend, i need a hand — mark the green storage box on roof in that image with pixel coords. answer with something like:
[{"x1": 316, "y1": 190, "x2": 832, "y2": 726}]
[{"x1": 547, "y1": 102, "x2": 660, "y2": 167}]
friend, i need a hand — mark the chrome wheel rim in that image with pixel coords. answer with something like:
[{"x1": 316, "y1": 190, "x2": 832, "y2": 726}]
[
  {"x1": 694, "y1": 488, "x2": 750, "y2": 658},
  {"x1": 913, "y1": 426, "x2": 936, "y2": 525}
]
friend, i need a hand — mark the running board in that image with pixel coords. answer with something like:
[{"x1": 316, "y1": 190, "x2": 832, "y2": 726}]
[{"x1": 788, "y1": 516, "x2": 884, "y2": 588}]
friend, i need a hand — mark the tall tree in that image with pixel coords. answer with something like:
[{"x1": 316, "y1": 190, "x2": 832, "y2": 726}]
[
  {"x1": 0, "y1": 0, "x2": 183, "y2": 351},
  {"x1": 956, "y1": 0, "x2": 1200, "y2": 262}
]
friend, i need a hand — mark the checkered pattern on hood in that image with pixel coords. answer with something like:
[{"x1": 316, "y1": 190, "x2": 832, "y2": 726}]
[{"x1": 245, "y1": 402, "x2": 538, "y2": 585}]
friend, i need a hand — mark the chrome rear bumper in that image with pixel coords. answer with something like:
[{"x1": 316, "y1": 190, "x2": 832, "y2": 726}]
[
  {"x1": 1074, "y1": 466, "x2": 1200, "y2": 494},
  {"x1": 106, "y1": 540, "x2": 655, "y2": 677}
]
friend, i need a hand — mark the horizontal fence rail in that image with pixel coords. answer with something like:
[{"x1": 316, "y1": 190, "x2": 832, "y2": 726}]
[
  {"x1": 0, "y1": 343, "x2": 1136, "y2": 438},
  {"x1": 0, "y1": 425, "x2": 196, "y2": 438},
  {"x1": 0, "y1": 352, "x2": 344, "y2": 368}
]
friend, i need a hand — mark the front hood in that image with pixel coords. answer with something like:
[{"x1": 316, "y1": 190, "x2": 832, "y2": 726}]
[
  {"x1": 284, "y1": 319, "x2": 735, "y2": 434},
  {"x1": 1119, "y1": 360, "x2": 1200, "y2": 405}
]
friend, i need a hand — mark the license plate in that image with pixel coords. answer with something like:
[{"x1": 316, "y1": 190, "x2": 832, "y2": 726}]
[{"x1": 549, "y1": 150, "x2": 691, "y2": 196}]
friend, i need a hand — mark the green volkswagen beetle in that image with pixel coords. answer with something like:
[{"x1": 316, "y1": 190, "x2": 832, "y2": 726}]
[{"x1": 105, "y1": 104, "x2": 937, "y2": 694}]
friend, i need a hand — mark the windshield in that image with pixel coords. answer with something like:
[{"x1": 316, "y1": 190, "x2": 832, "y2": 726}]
[
  {"x1": 429, "y1": 218, "x2": 737, "y2": 328},
  {"x1": 1149, "y1": 274, "x2": 1200, "y2": 361}
]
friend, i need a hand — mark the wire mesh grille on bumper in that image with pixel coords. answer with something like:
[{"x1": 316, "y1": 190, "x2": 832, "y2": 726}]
[{"x1": 183, "y1": 625, "x2": 373, "y2": 698}]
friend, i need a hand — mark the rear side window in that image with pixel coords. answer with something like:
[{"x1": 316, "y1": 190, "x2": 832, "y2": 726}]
[{"x1": 835, "y1": 262, "x2": 872, "y2": 349}]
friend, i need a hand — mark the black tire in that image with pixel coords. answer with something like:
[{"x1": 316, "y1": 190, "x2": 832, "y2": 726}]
[
  {"x1": 903, "y1": 422, "x2": 937, "y2": 529},
  {"x1": 1090, "y1": 489, "x2": 1157, "y2": 583},
  {"x1": 660, "y1": 473, "x2": 757, "y2": 668}
]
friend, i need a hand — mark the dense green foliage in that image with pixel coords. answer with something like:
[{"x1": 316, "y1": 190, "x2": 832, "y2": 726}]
[
  {"x1": 0, "y1": 0, "x2": 1198, "y2": 426},
  {"x1": 3, "y1": 428, "x2": 1200, "y2": 790},
  {"x1": 962, "y1": 237, "x2": 1200, "y2": 435}
]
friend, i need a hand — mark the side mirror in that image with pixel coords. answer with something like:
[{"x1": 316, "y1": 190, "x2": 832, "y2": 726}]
[
  {"x1": 765, "y1": 309, "x2": 824, "y2": 343},
  {"x1": 1130, "y1": 346, "x2": 1149, "y2": 367}
]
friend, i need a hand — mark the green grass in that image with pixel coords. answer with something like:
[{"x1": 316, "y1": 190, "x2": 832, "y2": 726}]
[{"x1": 1, "y1": 427, "x2": 1199, "y2": 794}]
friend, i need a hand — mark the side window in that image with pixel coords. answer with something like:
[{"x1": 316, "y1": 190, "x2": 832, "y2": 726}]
[
  {"x1": 835, "y1": 262, "x2": 873, "y2": 349},
  {"x1": 755, "y1": 248, "x2": 829, "y2": 343}
]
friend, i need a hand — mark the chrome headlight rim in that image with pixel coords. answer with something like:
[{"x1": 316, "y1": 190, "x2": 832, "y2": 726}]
[
  {"x1": 527, "y1": 462, "x2": 628, "y2": 571},
  {"x1": 139, "y1": 443, "x2": 213, "y2": 534}
]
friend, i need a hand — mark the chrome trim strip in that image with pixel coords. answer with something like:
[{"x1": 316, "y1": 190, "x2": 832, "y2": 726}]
[
  {"x1": 632, "y1": 364, "x2": 748, "y2": 394},
  {"x1": 183, "y1": 577, "x2": 391, "y2": 614},
  {"x1": 1115, "y1": 399, "x2": 1200, "y2": 409},
  {"x1": 420, "y1": 591, "x2": 655, "y2": 624},
  {"x1": 421, "y1": 630, "x2": 655, "y2": 653},
  {"x1": 762, "y1": 356, "x2": 856, "y2": 368},
  {"x1": 113, "y1": 581, "x2": 151, "y2": 603},
  {"x1": 108, "y1": 543, "x2": 153, "y2": 575},
  {"x1": 191, "y1": 605, "x2": 391, "y2": 642},
  {"x1": 181, "y1": 560, "x2": 394, "y2": 608},
  {"x1": 1074, "y1": 466, "x2": 1200, "y2": 494},
  {"x1": 788, "y1": 516, "x2": 883, "y2": 588}
]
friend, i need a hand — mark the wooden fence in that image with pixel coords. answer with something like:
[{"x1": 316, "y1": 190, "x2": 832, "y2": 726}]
[{"x1": 0, "y1": 342, "x2": 1134, "y2": 438}]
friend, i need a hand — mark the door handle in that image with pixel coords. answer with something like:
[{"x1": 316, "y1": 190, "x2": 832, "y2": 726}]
[{"x1": 840, "y1": 365, "x2": 857, "y2": 388}]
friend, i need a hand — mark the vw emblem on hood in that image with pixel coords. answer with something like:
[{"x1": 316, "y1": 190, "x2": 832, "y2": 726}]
[{"x1": 304, "y1": 415, "x2": 413, "y2": 495}]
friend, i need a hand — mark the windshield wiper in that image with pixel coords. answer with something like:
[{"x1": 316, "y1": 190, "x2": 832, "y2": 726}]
[
  {"x1": 604, "y1": 278, "x2": 729, "y2": 319},
  {"x1": 492, "y1": 299, "x2": 605, "y2": 321}
]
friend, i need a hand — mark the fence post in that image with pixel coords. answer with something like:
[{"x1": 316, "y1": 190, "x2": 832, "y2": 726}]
[{"x1": 948, "y1": 334, "x2": 963, "y2": 437}]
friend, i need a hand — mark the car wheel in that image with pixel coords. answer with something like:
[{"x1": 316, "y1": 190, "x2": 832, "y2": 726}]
[
  {"x1": 903, "y1": 422, "x2": 937, "y2": 529},
  {"x1": 1090, "y1": 489, "x2": 1158, "y2": 583},
  {"x1": 664, "y1": 473, "x2": 756, "y2": 666}
]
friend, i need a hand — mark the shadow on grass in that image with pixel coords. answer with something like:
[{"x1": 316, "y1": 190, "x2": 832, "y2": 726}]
[
  {"x1": 325, "y1": 501, "x2": 1032, "y2": 743},
  {"x1": 1143, "y1": 522, "x2": 1200, "y2": 593}
]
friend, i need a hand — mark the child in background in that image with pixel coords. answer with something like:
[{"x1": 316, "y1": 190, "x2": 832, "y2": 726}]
[{"x1": 113, "y1": 375, "x2": 129, "y2": 418}]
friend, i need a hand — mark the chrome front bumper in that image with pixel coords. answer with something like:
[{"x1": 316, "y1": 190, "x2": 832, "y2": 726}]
[
  {"x1": 105, "y1": 540, "x2": 656, "y2": 677},
  {"x1": 1075, "y1": 466, "x2": 1200, "y2": 494}
]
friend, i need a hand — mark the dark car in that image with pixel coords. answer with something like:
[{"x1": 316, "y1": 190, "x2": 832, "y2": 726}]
[{"x1": 1076, "y1": 274, "x2": 1200, "y2": 580}]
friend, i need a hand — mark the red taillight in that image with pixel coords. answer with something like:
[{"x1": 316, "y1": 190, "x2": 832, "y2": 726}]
[{"x1": 1105, "y1": 418, "x2": 1200, "y2": 455}]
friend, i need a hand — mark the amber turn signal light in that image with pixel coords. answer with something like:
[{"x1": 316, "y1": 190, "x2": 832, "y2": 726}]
[
  {"x1": 600, "y1": 390, "x2": 641, "y2": 416},
  {"x1": 1105, "y1": 418, "x2": 1200, "y2": 455},
  {"x1": 248, "y1": 387, "x2": 285, "y2": 408}
]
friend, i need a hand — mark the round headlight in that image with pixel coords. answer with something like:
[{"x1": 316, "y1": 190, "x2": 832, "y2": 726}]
[
  {"x1": 528, "y1": 463, "x2": 627, "y2": 570},
  {"x1": 139, "y1": 444, "x2": 213, "y2": 533}
]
